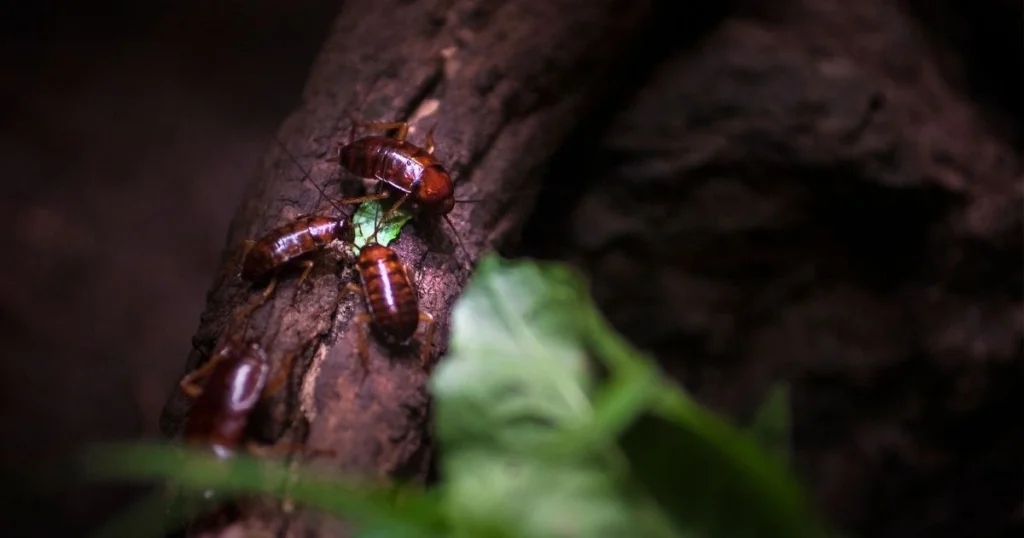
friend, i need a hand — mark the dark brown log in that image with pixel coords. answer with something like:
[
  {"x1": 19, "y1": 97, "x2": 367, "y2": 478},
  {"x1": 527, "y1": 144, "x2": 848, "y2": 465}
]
[{"x1": 159, "y1": 0, "x2": 651, "y2": 536}]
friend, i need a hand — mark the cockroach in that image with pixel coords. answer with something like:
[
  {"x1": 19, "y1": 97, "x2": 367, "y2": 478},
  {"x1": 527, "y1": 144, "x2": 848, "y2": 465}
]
[
  {"x1": 234, "y1": 137, "x2": 381, "y2": 311},
  {"x1": 179, "y1": 329, "x2": 338, "y2": 460},
  {"x1": 331, "y1": 120, "x2": 476, "y2": 264},
  {"x1": 335, "y1": 121, "x2": 454, "y2": 217},
  {"x1": 238, "y1": 214, "x2": 355, "y2": 309},
  {"x1": 175, "y1": 331, "x2": 331, "y2": 531},
  {"x1": 178, "y1": 335, "x2": 294, "y2": 459},
  {"x1": 343, "y1": 211, "x2": 435, "y2": 374}
]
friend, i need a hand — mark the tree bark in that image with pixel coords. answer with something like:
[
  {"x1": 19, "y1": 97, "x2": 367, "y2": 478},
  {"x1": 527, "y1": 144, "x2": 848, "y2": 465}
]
[{"x1": 159, "y1": 0, "x2": 650, "y2": 536}]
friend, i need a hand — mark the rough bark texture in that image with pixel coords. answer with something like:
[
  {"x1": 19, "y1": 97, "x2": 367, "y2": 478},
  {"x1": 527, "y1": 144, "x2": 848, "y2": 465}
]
[
  {"x1": 523, "y1": 1, "x2": 1023, "y2": 537},
  {"x1": 158, "y1": 0, "x2": 650, "y2": 536}
]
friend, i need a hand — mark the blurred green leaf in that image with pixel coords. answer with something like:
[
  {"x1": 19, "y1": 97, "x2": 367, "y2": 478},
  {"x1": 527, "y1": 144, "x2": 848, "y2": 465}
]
[
  {"x1": 443, "y1": 451, "x2": 671, "y2": 538},
  {"x1": 585, "y1": 310, "x2": 827, "y2": 538},
  {"x1": 352, "y1": 200, "x2": 414, "y2": 251},
  {"x1": 432, "y1": 256, "x2": 681, "y2": 538},
  {"x1": 80, "y1": 442, "x2": 445, "y2": 536},
  {"x1": 87, "y1": 490, "x2": 193, "y2": 538},
  {"x1": 431, "y1": 256, "x2": 597, "y2": 455},
  {"x1": 749, "y1": 383, "x2": 792, "y2": 464}
]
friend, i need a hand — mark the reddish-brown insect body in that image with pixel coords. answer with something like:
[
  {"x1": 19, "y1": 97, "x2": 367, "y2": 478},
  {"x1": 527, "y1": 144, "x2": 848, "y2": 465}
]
[
  {"x1": 336, "y1": 122, "x2": 455, "y2": 216},
  {"x1": 180, "y1": 337, "x2": 271, "y2": 459},
  {"x1": 234, "y1": 214, "x2": 355, "y2": 313},
  {"x1": 240, "y1": 215, "x2": 353, "y2": 282},
  {"x1": 356, "y1": 243, "x2": 421, "y2": 342},
  {"x1": 345, "y1": 239, "x2": 435, "y2": 372},
  {"x1": 176, "y1": 333, "x2": 324, "y2": 531}
]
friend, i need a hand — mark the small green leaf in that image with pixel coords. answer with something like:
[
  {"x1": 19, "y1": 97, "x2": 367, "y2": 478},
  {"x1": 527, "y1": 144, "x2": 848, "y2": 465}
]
[
  {"x1": 749, "y1": 383, "x2": 792, "y2": 464},
  {"x1": 352, "y1": 200, "x2": 414, "y2": 251}
]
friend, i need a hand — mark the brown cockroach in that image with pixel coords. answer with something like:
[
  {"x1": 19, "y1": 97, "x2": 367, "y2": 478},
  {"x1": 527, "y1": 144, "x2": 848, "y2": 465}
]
[
  {"x1": 331, "y1": 120, "x2": 476, "y2": 264},
  {"x1": 343, "y1": 210, "x2": 435, "y2": 375},
  {"x1": 237, "y1": 214, "x2": 355, "y2": 309},
  {"x1": 179, "y1": 320, "x2": 338, "y2": 460},
  {"x1": 335, "y1": 121, "x2": 454, "y2": 216},
  {"x1": 346, "y1": 243, "x2": 435, "y2": 372},
  {"x1": 178, "y1": 335, "x2": 288, "y2": 459},
  {"x1": 176, "y1": 328, "x2": 332, "y2": 529}
]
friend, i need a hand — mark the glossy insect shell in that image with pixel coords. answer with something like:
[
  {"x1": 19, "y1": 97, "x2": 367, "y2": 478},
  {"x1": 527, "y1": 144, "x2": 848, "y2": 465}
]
[
  {"x1": 183, "y1": 339, "x2": 271, "y2": 459},
  {"x1": 356, "y1": 243, "x2": 420, "y2": 342},
  {"x1": 241, "y1": 216, "x2": 350, "y2": 281},
  {"x1": 338, "y1": 136, "x2": 455, "y2": 215}
]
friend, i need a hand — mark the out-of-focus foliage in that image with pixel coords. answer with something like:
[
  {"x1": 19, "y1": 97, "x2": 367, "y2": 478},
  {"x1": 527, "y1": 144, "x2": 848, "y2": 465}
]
[
  {"x1": 82, "y1": 255, "x2": 827, "y2": 538},
  {"x1": 749, "y1": 383, "x2": 792, "y2": 465},
  {"x1": 431, "y1": 256, "x2": 677, "y2": 538}
]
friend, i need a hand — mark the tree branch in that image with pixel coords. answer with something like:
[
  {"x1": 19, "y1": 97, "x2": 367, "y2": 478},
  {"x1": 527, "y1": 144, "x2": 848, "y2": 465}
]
[{"x1": 159, "y1": 0, "x2": 651, "y2": 535}]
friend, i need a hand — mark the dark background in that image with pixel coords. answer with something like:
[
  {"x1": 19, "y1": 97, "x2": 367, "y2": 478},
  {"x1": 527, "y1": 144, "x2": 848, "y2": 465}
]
[
  {"x1": 1, "y1": 1, "x2": 1020, "y2": 537},
  {"x1": 1, "y1": 1, "x2": 342, "y2": 535}
]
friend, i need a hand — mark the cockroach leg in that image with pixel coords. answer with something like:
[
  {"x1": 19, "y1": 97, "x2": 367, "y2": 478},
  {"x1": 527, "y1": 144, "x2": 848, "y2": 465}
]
[
  {"x1": 424, "y1": 123, "x2": 437, "y2": 154},
  {"x1": 238, "y1": 239, "x2": 257, "y2": 269},
  {"x1": 290, "y1": 261, "x2": 315, "y2": 305},
  {"x1": 341, "y1": 282, "x2": 373, "y2": 377},
  {"x1": 362, "y1": 121, "x2": 410, "y2": 142},
  {"x1": 234, "y1": 274, "x2": 277, "y2": 322},
  {"x1": 337, "y1": 281, "x2": 362, "y2": 318},
  {"x1": 403, "y1": 262, "x2": 418, "y2": 290},
  {"x1": 261, "y1": 351, "x2": 296, "y2": 399},
  {"x1": 243, "y1": 442, "x2": 273, "y2": 458},
  {"x1": 342, "y1": 282, "x2": 362, "y2": 299},
  {"x1": 297, "y1": 260, "x2": 315, "y2": 288},
  {"x1": 258, "y1": 274, "x2": 279, "y2": 303},
  {"x1": 377, "y1": 192, "x2": 412, "y2": 227},
  {"x1": 243, "y1": 442, "x2": 288, "y2": 459},
  {"x1": 307, "y1": 194, "x2": 390, "y2": 216},
  {"x1": 179, "y1": 380, "x2": 203, "y2": 400},
  {"x1": 417, "y1": 311, "x2": 435, "y2": 368},
  {"x1": 244, "y1": 441, "x2": 337, "y2": 459},
  {"x1": 246, "y1": 275, "x2": 278, "y2": 314},
  {"x1": 179, "y1": 354, "x2": 226, "y2": 399},
  {"x1": 347, "y1": 114, "x2": 361, "y2": 145},
  {"x1": 354, "y1": 312, "x2": 373, "y2": 378}
]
